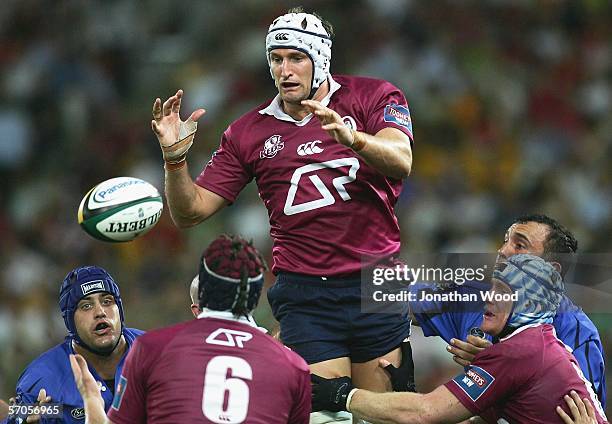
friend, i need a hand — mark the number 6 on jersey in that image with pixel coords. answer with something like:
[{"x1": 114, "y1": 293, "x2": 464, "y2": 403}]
[{"x1": 202, "y1": 356, "x2": 253, "y2": 424}]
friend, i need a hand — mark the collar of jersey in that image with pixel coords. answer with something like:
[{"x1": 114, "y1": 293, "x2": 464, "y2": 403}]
[
  {"x1": 498, "y1": 323, "x2": 549, "y2": 342},
  {"x1": 197, "y1": 308, "x2": 267, "y2": 333},
  {"x1": 258, "y1": 75, "x2": 341, "y2": 126}
]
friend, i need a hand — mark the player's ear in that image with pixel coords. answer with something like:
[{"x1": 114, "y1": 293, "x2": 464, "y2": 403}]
[{"x1": 191, "y1": 304, "x2": 200, "y2": 318}]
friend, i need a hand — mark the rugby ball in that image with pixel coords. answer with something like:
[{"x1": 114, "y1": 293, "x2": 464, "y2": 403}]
[{"x1": 78, "y1": 177, "x2": 163, "y2": 242}]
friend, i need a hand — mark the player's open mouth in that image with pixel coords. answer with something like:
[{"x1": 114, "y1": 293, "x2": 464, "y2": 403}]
[
  {"x1": 94, "y1": 322, "x2": 111, "y2": 335},
  {"x1": 484, "y1": 311, "x2": 495, "y2": 318},
  {"x1": 281, "y1": 82, "x2": 300, "y2": 89}
]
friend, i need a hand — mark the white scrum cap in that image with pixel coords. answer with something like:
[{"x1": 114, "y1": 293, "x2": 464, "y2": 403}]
[{"x1": 265, "y1": 12, "x2": 332, "y2": 92}]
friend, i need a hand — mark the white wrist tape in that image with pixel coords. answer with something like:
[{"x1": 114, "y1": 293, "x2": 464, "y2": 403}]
[
  {"x1": 346, "y1": 388, "x2": 359, "y2": 412},
  {"x1": 162, "y1": 120, "x2": 197, "y2": 163}
]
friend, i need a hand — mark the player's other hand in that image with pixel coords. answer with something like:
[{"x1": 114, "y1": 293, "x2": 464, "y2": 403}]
[
  {"x1": 556, "y1": 391, "x2": 598, "y2": 424},
  {"x1": 301, "y1": 100, "x2": 354, "y2": 148},
  {"x1": 151, "y1": 89, "x2": 206, "y2": 164},
  {"x1": 310, "y1": 374, "x2": 354, "y2": 412},
  {"x1": 379, "y1": 341, "x2": 416, "y2": 392},
  {"x1": 17, "y1": 388, "x2": 53, "y2": 423},
  {"x1": 70, "y1": 354, "x2": 104, "y2": 412},
  {"x1": 447, "y1": 334, "x2": 492, "y2": 367}
]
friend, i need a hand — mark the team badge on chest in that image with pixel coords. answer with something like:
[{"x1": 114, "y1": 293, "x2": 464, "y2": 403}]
[{"x1": 260, "y1": 135, "x2": 285, "y2": 159}]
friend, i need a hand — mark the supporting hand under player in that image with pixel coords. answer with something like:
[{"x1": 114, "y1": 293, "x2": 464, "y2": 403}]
[
  {"x1": 378, "y1": 341, "x2": 416, "y2": 392},
  {"x1": 151, "y1": 90, "x2": 206, "y2": 166}
]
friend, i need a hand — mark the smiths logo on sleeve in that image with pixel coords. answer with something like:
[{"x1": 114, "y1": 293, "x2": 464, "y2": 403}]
[
  {"x1": 384, "y1": 104, "x2": 413, "y2": 136},
  {"x1": 81, "y1": 280, "x2": 105, "y2": 296},
  {"x1": 112, "y1": 376, "x2": 128, "y2": 410},
  {"x1": 452, "y1": 365, "x2": 495, "y2": 402}
]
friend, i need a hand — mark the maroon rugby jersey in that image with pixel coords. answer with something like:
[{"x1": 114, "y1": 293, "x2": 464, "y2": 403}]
[
  {"x1": 107, "y1": 312, "x2": 310, "y2": 424},
  {"x1": 196, "y1": 75, "x2": 413, "y2": 276},
  {"x1": 445, "y1": 324, "x2": 608, "y2": 423}
]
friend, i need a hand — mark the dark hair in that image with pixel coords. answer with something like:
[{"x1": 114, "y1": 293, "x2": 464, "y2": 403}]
[
  {"x1": 511, "y1": 214, "x2": 578, "y2": 275},
  {"x1": 512, "y1": 214, "x2": 578, "y2": 254},
  {"x1": 199, "y1": 234, "x2": 267, "y2": 317},
  {"x1": 287, "y1": 6, "x2": 334, "y2": 37}
]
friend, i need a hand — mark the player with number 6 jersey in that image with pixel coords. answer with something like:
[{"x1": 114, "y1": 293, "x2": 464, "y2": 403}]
[
  {"x1": 151, "y1": 7, "x2": 415, "y2": 405},
  {"x1": 71, "y1": 235, "x2": 310, "y2": 424}
]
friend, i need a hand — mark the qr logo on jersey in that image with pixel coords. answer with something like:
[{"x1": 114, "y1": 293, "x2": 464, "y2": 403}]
[
  {"x1": 260, "y1": 135, "x2": 285, "y2": 159},
  {"x1": 206, "y1": 328, "x2": 253, "y2": 348},
  {"x1": 383, "y1": 104, "x2": 412, "y2": 136},
  {"x1": 111, "y1": 376, "x2": 128, "y2": 411},
  {"x1": 452, "y1": 365, "x2": 495, "y2": 402}
]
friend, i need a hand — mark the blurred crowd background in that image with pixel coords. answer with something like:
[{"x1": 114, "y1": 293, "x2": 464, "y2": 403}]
[{"x1": 1, "y1": 0, "x2": 610, "y2": 412}]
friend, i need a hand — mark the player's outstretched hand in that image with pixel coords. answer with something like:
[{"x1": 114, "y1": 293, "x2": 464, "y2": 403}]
[
  {"x1": 151, "y1": 89, "x2": 206, "y2": 164},
  {"x1": 447, "y1": 334, "x2": 492, "y2": 367},
  {"x1": 311, "y1": 374, "x2": 354, "y2": 412},
  {"x1": 378, "y1": 341, "x2": 416, "y2": 392},
  {"x1": 70, "y1": 354, "x2": 107, "y2": 424},
  {"x1": 16, "y1": 388, "x2": 53, "y2": 423},
  {"x1": 301, "y1": 100, "x2": 354, "y2": 147},
  {"x1": 556, "y1": 391, "x2": 597, "y2": 424}
]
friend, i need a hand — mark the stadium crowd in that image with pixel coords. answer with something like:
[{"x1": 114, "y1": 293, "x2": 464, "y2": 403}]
[{"x1": 1, "y1": 0, "x2": 610, "y2": 415}]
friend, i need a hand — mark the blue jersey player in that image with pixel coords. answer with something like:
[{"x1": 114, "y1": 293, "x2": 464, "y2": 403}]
[
  {"x1": 6, "y1": 266, "x2": 143, "y2": 423},
  {"x1": 409, "y1": 214, "x2": 606, "y2": 407}
]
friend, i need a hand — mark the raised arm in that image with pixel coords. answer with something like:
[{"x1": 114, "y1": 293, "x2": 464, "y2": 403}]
[
  {"x1": 151, "y1": 90, "x2": 228, "y2": 228},
  {"x1": 302, "y1": 100, "x2": 412, "y2": 179},
  {"x1": 70, "y1": 355, "x2": 112, "y2": 424}
]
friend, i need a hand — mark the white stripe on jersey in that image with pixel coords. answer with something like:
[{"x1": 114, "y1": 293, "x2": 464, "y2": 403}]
[{"x1": 552, "y1": 329, "x2": 607, "y2": 421}]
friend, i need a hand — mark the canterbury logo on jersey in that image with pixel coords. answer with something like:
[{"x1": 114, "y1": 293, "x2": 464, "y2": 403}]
[{"x1": 297, "y1": 140, "x2": 324, "y2": 156}]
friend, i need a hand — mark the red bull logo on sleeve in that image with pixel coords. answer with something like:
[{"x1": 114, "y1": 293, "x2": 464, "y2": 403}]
[{"x1": 384, "y1": 104, "x2": 413, "y2": 136}]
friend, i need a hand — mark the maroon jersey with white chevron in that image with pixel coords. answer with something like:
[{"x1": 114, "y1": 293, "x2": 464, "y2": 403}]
[
  {"x1": 196, "y1": 75, "x2": 413, "y2": 276},
  {"x1": 107, "y1": 314, "x2": 310, "y2": 424},
  {"x1": 445, "y1": 324, "x2": 608, "y2": 423}
]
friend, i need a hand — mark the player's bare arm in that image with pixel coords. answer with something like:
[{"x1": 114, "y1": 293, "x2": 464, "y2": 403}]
[
  {"x1": 447, "y1": 335, "x2": 492, "y2": 367},
  {"x1": 348, "y1": 385, "x2": 471, "y2": 424},
  {"x1": 302, "y1": 99, "x2": 412, "y2": 179},
  {"x1": 70, "y1": 354, "x2": 112, "y2": 424},
  {"x1": 151, "y1": 90, "x2": 228, "y2": 227}
]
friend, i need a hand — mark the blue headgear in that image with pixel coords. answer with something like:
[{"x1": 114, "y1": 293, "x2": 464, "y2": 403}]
[
  {"x1": 59, "y1": 266, "x2": 125, "y2": 347},
  {"x1": 493, "y1": 254, "x2": 564, "y2": 329}
]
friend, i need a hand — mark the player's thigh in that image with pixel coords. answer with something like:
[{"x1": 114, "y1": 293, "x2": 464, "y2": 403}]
[
  {"x1": 309, "y1": 356, "x2": 352, "y2": 378},
  {"x1": 351, "y1": 346, "x2": 402, "y2": 392}
]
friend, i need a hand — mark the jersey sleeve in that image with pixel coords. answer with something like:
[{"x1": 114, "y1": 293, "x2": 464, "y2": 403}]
[
  {"x1": 195, "y1": 126, "x2": 253, "y2": 203},
  {"x1": 363, "y1": 81, "x2": 413, "y2": 142},
  {"x1": 107, "y1": 339, "x2": 148, "y2": 424},
  {"x1": 443, "y1": 347, "x2": 529, "y2": 415},
  {"x1": 573, "y1": 339, "x2": 606, "y2": 408},
  {"x1": 287, "y1": 362, "x2": 311, "y2": 424}
]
